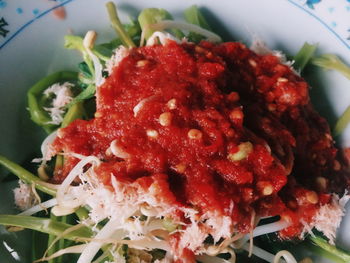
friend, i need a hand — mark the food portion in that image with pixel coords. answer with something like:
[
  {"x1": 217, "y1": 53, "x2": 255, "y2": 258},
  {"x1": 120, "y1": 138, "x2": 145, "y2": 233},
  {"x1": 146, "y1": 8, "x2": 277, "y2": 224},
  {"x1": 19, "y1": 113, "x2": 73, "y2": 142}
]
[
  {"x1": 1, "y1": 3, "x2": 350, "y2": 263},
  {"x1": 47, "y1": 39, "x2": 349, "y2": 261}
]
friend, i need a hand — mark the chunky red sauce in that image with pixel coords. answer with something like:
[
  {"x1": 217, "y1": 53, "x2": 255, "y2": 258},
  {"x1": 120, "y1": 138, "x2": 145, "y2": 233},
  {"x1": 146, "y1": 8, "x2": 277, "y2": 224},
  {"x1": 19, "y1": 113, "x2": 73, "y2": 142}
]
[{"x1": 52, "y1": 40, "x2": 349, "y2": 260}]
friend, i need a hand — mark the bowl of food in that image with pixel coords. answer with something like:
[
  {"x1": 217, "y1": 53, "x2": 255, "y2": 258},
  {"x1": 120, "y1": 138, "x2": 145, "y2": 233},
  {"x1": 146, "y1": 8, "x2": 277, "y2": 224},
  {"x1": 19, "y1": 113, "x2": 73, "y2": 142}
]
[{"x1": 1, "y1": 0, "x2": 350, "y2": 262}]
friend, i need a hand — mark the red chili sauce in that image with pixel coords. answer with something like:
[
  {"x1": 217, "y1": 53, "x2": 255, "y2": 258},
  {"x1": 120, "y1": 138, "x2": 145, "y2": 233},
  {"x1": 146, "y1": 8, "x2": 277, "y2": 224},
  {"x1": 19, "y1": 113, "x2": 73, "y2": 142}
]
[{"x1": 52, "y1": 41, "x2": 347, "y2": 246}]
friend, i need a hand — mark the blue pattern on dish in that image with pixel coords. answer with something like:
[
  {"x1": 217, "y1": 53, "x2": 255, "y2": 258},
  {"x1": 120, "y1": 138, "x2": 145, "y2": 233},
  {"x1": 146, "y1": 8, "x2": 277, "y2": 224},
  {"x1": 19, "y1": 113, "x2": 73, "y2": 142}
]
[
  {"x1": 0, "y1": 0, "x2": 74, "y2": 49},
  {"x1": 306, "y1": 0, "x2": 322, "y2": 9},
  {"x1": 0, "y1": 0, "x2": 349, "y2": 50},
  {"x1": 16, "y1": 8, "x2": 23, "y2": 14},
  {"x1": 0, "y1": 17, "x2": 9, "y2": 38},
  {"x1": 32, "y1": 8, "x2": 40, "y2": 16},
  {"x1": 0, "y1": 1, "x2": 7, "y2": 9},
  {"x1": 289, "y1": 0, "x2": 350, "y2": 47}
]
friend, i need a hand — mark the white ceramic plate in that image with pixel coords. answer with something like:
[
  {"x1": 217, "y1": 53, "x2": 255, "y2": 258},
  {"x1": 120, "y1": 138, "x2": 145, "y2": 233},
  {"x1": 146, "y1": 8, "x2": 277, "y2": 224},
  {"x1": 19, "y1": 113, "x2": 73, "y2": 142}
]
[{"x1": 0, "y1": 0, "x2": 350, "y2": 262}]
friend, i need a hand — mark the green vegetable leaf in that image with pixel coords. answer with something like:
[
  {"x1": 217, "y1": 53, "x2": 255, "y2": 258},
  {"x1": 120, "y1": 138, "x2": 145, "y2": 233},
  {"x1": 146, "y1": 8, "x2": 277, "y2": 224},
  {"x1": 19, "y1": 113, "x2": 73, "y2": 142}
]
[
  {"x1": 64, "y1": 35, "x2": 85, "y2": 53},
  {"x1": 138, "y1": 8, "x2": 184, "y2": 40},
  {"x1": 78, "y1": 62, "x2": 92, "y2": 79},
  {"x1": 309, "y1": 235, "x2": 350, "y2": 263},
  {"x1": 334, "y1": 105, "x2": 350, "y2": 136},
  {"x1": 106, "y1": 2, "x2": 136, "y2": 48},
  {"x1": 293, "y1": 42, "x2": 318, "y2": 72},
  {"x1": 184, "y1": 5, "x2": 211, "y2": 30},
  {"x1": 27, "y1": 71, "x2": 78, "y2": 133},
  {"x1": 0, "y1": 215, "x2": 92, "y2": 242},
  {"x1": 312, "y1": 54, "x2": 350, "y2": 80},
  {"x1": 0, "y1": 155, "x2": 57, "y2": 196},
  {"x1": 184, "y1": 5, "x2": 213, "y2": 43},
  {"x1": 67, "y1": 84, "x2": 96, "y2": 107},
  {"x1": 61, "y1": 102, "x2": 85, "y2": 128},
  {"x1": 93, "y1": 45, "x2": 114, "y2": 62},
  {"x1": 124, "y1": 19, "x2": 141, "y2": 40}
]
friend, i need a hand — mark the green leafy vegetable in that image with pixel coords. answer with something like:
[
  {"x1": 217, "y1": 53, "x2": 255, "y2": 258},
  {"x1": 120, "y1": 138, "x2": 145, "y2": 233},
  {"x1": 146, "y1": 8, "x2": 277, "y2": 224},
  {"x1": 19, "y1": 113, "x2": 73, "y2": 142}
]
[
  {"x1": 138, "y1": 8, "x2": 184, "y2": 40},
  {"x1": 106, "y1": 2, "x2": 136, "y2": 48},
  {"x1": 27, "y1": 71, "x2": 78, "y2": 133},
  {"x1": 64, "y1": 36, "x2": 95, "y2": 77},
  {"x1": 184, "y1": 5, "x2": 212, "y2": 42},
  {"x1": 0, "y1": 215, "x2": 92, "y2": 242},
  {"x1": 293, "y1": 42, "x2": 318, "y2": 72},
  {"x1": 78, "y1": 62, "x2": 93, "y2": 79},
  {"x1": 47, "y1": 214, "x2": 61, "y2": 263},
  {"x1": 67, "y1": 84, "x2": 96, "y2": 107},
  {"x1": 61, "y1": 102, "x2": 85, "y2": 128},
  {"x1": 312, "y1": 54, "x2": 350, "y2": 80},
  {"x1": 0, "y1": 155, "x2": 56, "y2": 196},
  {"x1": 334, "y1": 105, "x2": 350, "y2": 136},
  {"x1": 32, "y1": 231, "x2": 49, "y2": 262},
  {"x1": 124, "y1": 19, "x2": 142, "y2": 40},
  {"x1": 309, "y1": 236, "x2": 350, "y2": 263},
  {"x1": 162, "y1": 218, "x2": 178, "y2": 232}
]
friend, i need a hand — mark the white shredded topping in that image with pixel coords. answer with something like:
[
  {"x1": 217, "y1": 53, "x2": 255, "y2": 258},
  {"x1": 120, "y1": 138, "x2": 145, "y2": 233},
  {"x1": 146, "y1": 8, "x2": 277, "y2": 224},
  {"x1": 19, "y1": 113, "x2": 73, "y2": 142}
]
[
  {"x1": 32, "y1": 131, "x2": 58, "y2": 164},
  {"x1": 146, "y1": 31, "x2": 181, "y2": 46},
  {"x1": 43, "y1": 82, "x2": 73, "y2": 125},
  {"x1": 178, "y1": 220, "x2": 208, "y2": 253},
  {"x1": 13, "y1": 180, "x2": 38, "y2": 211},
  {"x1": 301, "y1": 193, "x2": 350, "y2": 244},
  {"x1": 202, "y1": 212, "x2": 232, "y2": 243},
  {"x1": 250, "y1": 37, "x2": 294, "y2": 68},
  {"x1": 105, "y1": 46, "x2": 130, "y2": 74}
]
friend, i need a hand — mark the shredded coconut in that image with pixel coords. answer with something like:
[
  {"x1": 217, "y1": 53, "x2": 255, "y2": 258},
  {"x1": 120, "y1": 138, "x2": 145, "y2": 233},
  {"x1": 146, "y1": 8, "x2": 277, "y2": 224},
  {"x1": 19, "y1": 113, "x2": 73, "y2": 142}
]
[
  {"x1": 32, "y1": 131, "x2": 58, "y2": 164},
  {"x1": 44, "y1": 82, "x2": 74, "y2": 125},
  {"x1": 146, "y1": 31, "x2": 180, "y2": 46},
  {"x1": 250, "y1": 37, "x2": 294, "y2": 69},
  {"x1": 106, "y1": 46, "x2": 130, "y2": 74},
  {"x1": 13, "y1": 180, "x2": 38, "y2": 211},
  {"x1": 201, "y1": 212, "x2": 232, "y2": 243},
  {"x1": 178, "y1": 221, "x2": 208, "y2": 253},
  {"x1": 301, "y1": 193, "x2": 350, "y2": 244}
]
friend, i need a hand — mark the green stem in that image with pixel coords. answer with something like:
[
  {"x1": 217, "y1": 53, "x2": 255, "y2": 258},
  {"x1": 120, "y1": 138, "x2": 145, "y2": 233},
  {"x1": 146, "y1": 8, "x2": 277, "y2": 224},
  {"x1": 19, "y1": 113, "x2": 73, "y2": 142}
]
[
  {"x1": 0, "y1": 215, "x2": 93, "y2": 241},
  {"x1": 0, "y1": 155, "x2": 56, "y2": 196},
  {"x1": 138, "y1": 8, "x2": 184, "y2": 40},
  {"x1": 57, "y1": 216, "x2": 67, "y2": 263},
  {"x1": 67, "y1": 84, "x2": 96, "y2": 107},
  {"x1": 334, "y1": 105, "x2": 350, "y2": 136},
  {"x1": 48, "y1": 213, "x2": 59, "y2": 263},
  {"x1": 312, "y1": 54, "x2": 350, "y2": 80},
  {"x1": 27, "y1": 71, "x2": 78, "y2": 132},
  {"x1": 184, "y1": 5, "x2": 211, "y2": 30},
  {"x1": 309, "y1": 236, "x2": 350, "y2": 263},
  {"x1": 75, "y1": 207, "x2": 89, "y2": 221},
  {"x1": 106, "y1": 2, "x2": 136, "y2": 48},
  {"x1": 293, "y1": 42, "x2": 318, "y2": 72},
  {"x1": 61, "y1": 101, "x2": 85, "y2": 128},
  {"x1": 184, "y1": 5, "x2": 212, "y2": 42}
]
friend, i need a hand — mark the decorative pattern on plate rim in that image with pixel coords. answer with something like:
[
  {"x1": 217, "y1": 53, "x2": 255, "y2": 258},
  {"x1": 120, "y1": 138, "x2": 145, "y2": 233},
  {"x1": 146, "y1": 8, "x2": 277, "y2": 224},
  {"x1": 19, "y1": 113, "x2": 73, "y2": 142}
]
[
  {"x1": 0, "y1": 0, "x2": 349, "y2": 50},
  {"x1": 289, "y1": 0, "x2": 350, "y2": 47},
  {"x1": 0, "y1": 0, "x2": 74, "y2": 49}
]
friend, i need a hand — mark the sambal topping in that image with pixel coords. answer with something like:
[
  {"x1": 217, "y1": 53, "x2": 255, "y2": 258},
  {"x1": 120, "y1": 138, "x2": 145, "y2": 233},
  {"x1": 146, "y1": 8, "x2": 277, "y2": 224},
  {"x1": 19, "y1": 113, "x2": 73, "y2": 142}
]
[{"x1": 51, "y1": 40, "x2": 350, "y2": 260}]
